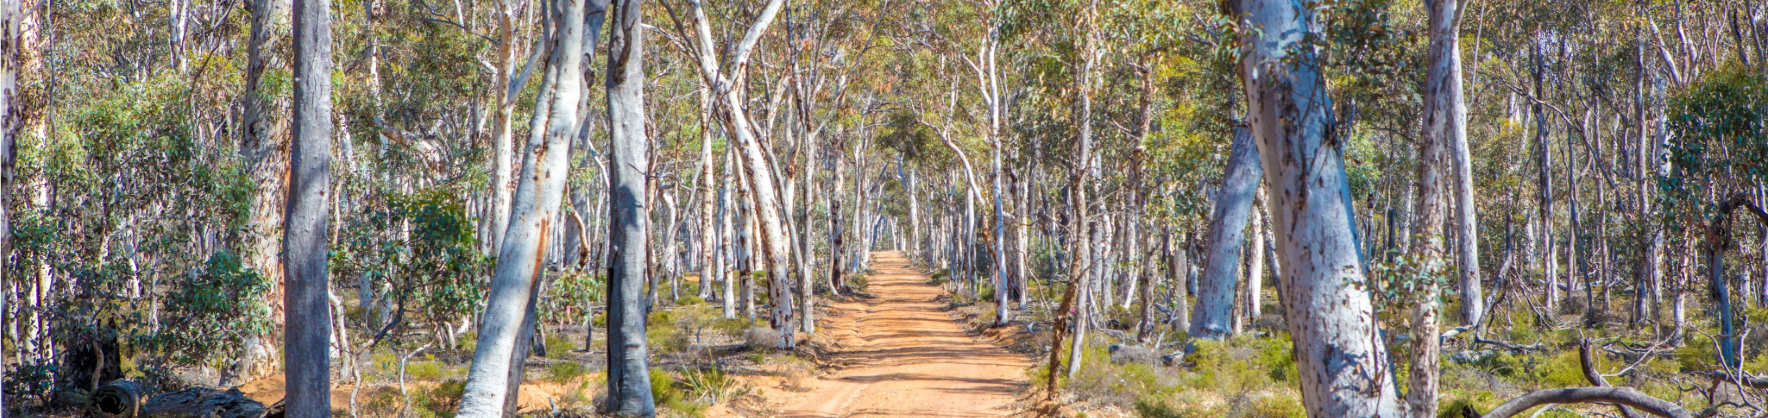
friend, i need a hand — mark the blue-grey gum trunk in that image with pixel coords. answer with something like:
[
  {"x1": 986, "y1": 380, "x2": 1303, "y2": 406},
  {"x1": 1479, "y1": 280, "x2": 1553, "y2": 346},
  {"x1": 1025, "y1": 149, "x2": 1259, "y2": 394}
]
[
  {"x1": 1190, "y1": 125, "x2": 1260, "y2": 341},
  {"x1": 285, "y1": 0, "x2": 332, "y2": 414},
  {"x1": 1234, "y1": 0, "x2": 1400, "y2": 413},
  {"x1": 604, "y1": 0, "x2": 656, "y2": 412}
]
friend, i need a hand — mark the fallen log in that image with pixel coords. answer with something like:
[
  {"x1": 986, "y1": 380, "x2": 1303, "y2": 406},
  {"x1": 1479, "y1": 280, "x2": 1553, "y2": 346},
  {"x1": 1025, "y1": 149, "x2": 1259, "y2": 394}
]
[
  {"x1": 88, "y1": 383, "x2": 281, "y2": 418},
  {"x1": 139, "y1": 387, "x2": 278, "y2": 418},
  {"x1": 91, "y1": 380, "x2": 146, "y2": 418}
]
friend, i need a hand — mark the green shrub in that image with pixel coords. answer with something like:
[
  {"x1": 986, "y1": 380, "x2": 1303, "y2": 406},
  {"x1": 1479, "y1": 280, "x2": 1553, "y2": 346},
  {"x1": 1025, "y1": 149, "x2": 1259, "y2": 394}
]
[
  {"x1": 647, "y1": 309, "x2": 695, "y2": 354},
  {"x1": 406, "y1": 356, "x2": 446, "y2": 381},
  {"x1": 651, "y1": 367, "x2": 707, "y2": 417},
  {"x1": 1678, "y1": 334, "x2": 1718, "y2": 373},
  {"x1": 1065, "y1": 342, "x2": 1178, "y2": 407},
  {"x1": 415, "y1": 379, "x2": 466, "y2": 417},
  {"x1": 1535, "y1": 350, "x2": 1586, "y2": 388},
  {"x1": 1134, "y1": 397, "x2": 1194, "y2": 418},
  {"x1": 544, "y1": 333, "x2": 578, "y2": 354},
  {"x1": 550, "y1": 362, "x2": 589, "y2": 382},
  {"x1": 714, "y1": 317, "x2": 758, "y2": 337},
  {"x1": 1244, "y1": 395, "x2": 1305, "y2": 418},
  {"x1": 680, "y1": 366, "x2": 741, "y2": 405}
]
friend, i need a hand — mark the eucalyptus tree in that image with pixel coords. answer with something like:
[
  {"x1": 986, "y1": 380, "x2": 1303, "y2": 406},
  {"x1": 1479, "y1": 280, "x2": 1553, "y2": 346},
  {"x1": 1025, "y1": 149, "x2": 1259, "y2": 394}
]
[
  {"x1": 284, "y1": 0, "x2": 334, "y2": 414},
  {"x1": 1402, "y1": 0, "x2": 1469, "y2": 415},
  {"x1": 455, "y1": 0, "x2": 599, "y2": 412},
  {"x1": 1230, "y1": 0, "x2": 1402, "y2": 413},
  {"x1": 235, "y1": 0, "x2": 291, "y2": 384},
  {"x1": 673, "y1": 0, "x2": 798, "y2": 347},
  {"x1": 1, "y1": 0, "x2": 20, "y2": 411},
  {"x1": 1189, "y1": 125, "x2": 1260, "y2": 341},
  {"x1": 603, "y1": 0, "x2": 656, "y2": 412},
  {"x1": 1437, "y1": 0, "x2": 1480, "y2": 328}
]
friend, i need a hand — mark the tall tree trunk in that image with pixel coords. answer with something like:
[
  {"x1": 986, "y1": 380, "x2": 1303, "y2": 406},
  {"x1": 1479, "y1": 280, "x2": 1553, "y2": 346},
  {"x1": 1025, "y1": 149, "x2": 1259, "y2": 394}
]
[
  {"x1": 285, "y1": 0, "x2": 334, "y2": 414},
  {"x1": 699, "y1": 89, "x2": 718, "y2": 300},
  {"x1": 830, "y1": 148, "x2": 845, "y2": 293},
  {"x1": 1244, "y1": 191, "x2": 1266, "y2": 325},
  {"x1": 1532, "y1": 39, "x2": 1559, "y2": 314},
  {"x1": 234, "y1": 0, "x2": 291, "y2": 385},
  {"x1": 688, "y1": 0, "x2": 794, "y2": 348},
  {"x1": 1405, "y1": 0, "x2": 1465, "y2": 414},
  {"x1": 604, "y1": 0, "x2": 656, "y2": 410},
  {"x1": 1191, "y1": 125, "x2": 1260, "y2": 340},
  {"x1": 722, "y1": 147, "x2": 738, "y2": 318},
  {"x1": 1166, "y1": 230, "x2": 1190, "y2": 331},
  {"x1": 798, "y1": 124, "x2": 818, "y2": 332},
  {"x1": 1015, "y1": 167, "x2": 1031, "y2": 307},
  {"x1": 1064, "y1": 0, "x2": 1098, "y2": 379},
  {"x1": 1233, "y1": 0, "x2": 1403, "y2": 414},
  {"x1": 455, "y1": 0, "x2": 597, "y2": 412},
  {"x1": 486, "y1": 0, "x2": 519, "y2": 255},
  {"x1": 2, "y1": 0, "x2": 22, "y2": 411},
  {"x1": 1443, "y1": 0, "x2": 1481, "y2": 327}
]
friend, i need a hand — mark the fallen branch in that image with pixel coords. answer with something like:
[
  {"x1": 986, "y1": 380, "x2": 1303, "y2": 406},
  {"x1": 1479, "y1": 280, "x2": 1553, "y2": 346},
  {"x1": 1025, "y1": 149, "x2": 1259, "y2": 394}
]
[
  {"x1": 1701, "y1": 370, "x2": 1768, "y2": 389},
  {"x1": 1482, "y1": 387, "x2": 1694, "y2": 418},
  {"x1": 1472, "y1": 336, "x2": 1544, "y2": 353}
]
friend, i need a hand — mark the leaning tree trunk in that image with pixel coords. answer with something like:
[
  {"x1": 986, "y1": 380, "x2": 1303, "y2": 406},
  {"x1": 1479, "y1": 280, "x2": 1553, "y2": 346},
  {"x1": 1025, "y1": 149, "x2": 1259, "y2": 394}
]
[
  {"x1": 1232, "y1": 0, "x2": 1403, "y2": 414},
  {"x1": 285, "y1": 0, "x2": 334, "y2": 414},
  {"x1": 688, "y1": 0, "x2": 794, "y2": 348},
  {"x1": 455, "y1": 0, "x2": 594, "y2": 413},
  {"x1": 1190, "y1": 125, "x2": 1261, "y2": 341},
  {"x1": 603, "y1": 0, "x2": 656, "y2": 411}
]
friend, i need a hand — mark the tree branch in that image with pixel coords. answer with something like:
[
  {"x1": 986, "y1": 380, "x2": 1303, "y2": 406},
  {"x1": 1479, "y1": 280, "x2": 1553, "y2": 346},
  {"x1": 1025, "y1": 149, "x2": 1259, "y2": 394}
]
[{"x1": 1481, "y1": 387, "x2": 1694, "y2": 418}]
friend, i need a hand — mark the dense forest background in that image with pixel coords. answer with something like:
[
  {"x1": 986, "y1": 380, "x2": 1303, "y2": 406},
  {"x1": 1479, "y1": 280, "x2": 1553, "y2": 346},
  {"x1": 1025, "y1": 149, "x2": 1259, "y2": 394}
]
[{"x1": 2, "y1": 0, "x2": 1768, "y2": 416}]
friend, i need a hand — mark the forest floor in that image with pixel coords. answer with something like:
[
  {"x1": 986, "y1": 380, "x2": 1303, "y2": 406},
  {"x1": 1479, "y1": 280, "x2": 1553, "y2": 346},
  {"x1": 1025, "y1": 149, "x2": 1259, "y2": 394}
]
[{"x1": 724, "y1": 251, "x2": 1034, "y2": 417}]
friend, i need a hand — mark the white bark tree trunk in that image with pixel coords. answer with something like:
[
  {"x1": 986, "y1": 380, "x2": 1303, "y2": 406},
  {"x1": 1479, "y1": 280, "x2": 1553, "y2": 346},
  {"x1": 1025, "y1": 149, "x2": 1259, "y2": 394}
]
[
  {"x1": 687, "y1": 0, "x2": 795, "y2": 347},
  {"x1": 1407, "y1": 0, "x2": 1467, "y2": 414},
  {"x1": 2, "y1": 0, "x2": 21, "y2": 411},
  {"x1": 1233, "y1": 0, "x2": 1402, "y2": 414},
  {"x1": 455, "y1": 0, "x2": 597, "y2": 413}
]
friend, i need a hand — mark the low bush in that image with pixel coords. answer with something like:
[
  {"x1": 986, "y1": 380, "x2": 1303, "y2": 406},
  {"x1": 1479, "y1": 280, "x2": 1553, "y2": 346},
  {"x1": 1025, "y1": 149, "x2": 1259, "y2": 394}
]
[
  {"x1": 652, "y1": 367, "x2": 708, "y2": 417},
  {"x1": 744, "y1": 326, "x2": 782, "y2": 350},
  {"x1": 550, "y1": 361, "x2": 589, "y2": 382}
]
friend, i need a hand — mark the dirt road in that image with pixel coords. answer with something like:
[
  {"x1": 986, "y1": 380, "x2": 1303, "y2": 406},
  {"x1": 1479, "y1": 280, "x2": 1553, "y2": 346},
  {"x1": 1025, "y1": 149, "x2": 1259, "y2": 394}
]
[{"x1": 767, "y1": 251, "x2": 1030, "y2": 417}]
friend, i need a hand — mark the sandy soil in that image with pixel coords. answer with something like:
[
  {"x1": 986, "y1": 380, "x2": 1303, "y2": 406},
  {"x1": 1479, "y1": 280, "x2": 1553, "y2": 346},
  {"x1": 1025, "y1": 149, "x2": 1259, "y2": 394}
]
[{"x1": 760, "y1": 251, "x2": 1031, "y2": 418}]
